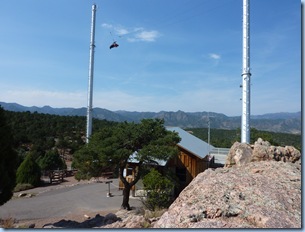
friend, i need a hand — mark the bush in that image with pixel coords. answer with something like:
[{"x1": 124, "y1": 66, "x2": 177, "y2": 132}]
[
  {"x1": 13, "y1": 183, "x2": 34, "y2": 192},
  {"x1": 37, "y1": 150, "x2": 66, "y2": 172},
  {"x1": 142, "y1": 169, "x2": 175, "y2": 211},
  {"x1": 16, "y1": 153, "x2": 41, "y2": 187},
  {"x1": 72, "y1": 146, "x2": 103, "y2": 181}
]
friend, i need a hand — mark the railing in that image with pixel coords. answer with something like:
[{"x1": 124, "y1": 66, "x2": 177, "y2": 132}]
[
  {"x1": 49, "y1": 170, "x2": 65, "y2": 184},
  {"x1": 209, "y1": 147, "x2": 230, "y2": 167},
  {"x1": 209, "y1": 147, "x2": 230, "y2": 155}
]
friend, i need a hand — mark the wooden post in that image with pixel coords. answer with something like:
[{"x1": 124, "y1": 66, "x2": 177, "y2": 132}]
[{"x1": 105, "y1": 181, "x2": 113, "y2": 197}]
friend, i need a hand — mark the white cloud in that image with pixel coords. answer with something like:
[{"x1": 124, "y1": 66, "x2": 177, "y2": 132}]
[
  {"x1": 209, "y1": 53, "x2": 221, "y2": 60},
  {"x1": 101, "y1": 23, "x2": 113, "y2": 29},
  {"x1": 102, "y1": 23, "x2": 130, "y2": 36},
  {"x1": 0, "y1": 86, "x2": 299, "y2": 116},
  {"x1": 93, "y1": 90, "x2": 155, "y2": 111},
  {"x1": 126, "y1": 37, "x2": 137, "y2": 42},
  {"x1": 134, "y1": 30, "x2": 160, "y2": 42},
  {"x1": 0, "y1": 89, "x2": 87, "y2": 108},
  {"x1": 133, "y1": 27, "x2": 144, "y2": 32},
  {"x1": 115, "y1": 28, "x2": 129, "y2": 36},
  {"x1": 93, "y1": 88, "x2": 241, "y2": 115},
  {"x1": 0, "y1": 88, "x2": 218, "y2": 113},
  {"x1": 101, "y1": 22, "x2": 160, "y2": 42}
]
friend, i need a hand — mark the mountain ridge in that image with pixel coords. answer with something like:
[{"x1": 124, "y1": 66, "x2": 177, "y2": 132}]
[{"x1": 0, "y1": 102, "x2": 301, "y2": 134}]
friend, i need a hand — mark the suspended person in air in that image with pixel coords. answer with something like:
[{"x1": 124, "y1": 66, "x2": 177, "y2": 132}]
[{"x1": 110, "y1": 41, "x2": 119, "y2": 49}]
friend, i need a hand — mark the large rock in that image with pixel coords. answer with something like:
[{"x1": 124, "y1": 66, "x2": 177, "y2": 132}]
[
  {"x1": 154, "y1": 161, "x2": 301, "y2": 228},
  {"x1": 102, "y1": 209, "x2": 146, "y2": 228},
  {"x1": 224, "y1": 142, "x2": 252, "y2": 167},
  {"x1": 270, "y1": 145, "x2": 301, "y2": 163},
  {"x1": 252, "y1": 138, "x2": 272, "y2": 162},
  {"x1": 225, "y1": 138, "x2": 301, "y2": 168}
]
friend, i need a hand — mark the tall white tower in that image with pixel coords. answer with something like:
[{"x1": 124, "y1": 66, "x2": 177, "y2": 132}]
[
  {"x1": 241, "y1": 0, "x2": 251, "y2": 144},
  {"x1": 86, "y1": 4, "x2": 97, "y2": 143}
]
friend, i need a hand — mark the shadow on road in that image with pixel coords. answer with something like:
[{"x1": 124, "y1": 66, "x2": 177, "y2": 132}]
[{"x1": 42, "y1": 207, "x2": 140, "y2": 228}]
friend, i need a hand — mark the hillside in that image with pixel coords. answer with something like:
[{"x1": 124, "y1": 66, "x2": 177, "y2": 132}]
[{"x1": 0, "y1": 102, "x2": 301, "y2": 134}]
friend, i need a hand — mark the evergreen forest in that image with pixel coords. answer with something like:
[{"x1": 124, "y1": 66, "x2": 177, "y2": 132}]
[
  {"x1": 4, "y1": 110, "x2": 302, "y2": 168},
  {"x1": 186, "y1": 127, "x2": 301, "y2": 151},
  {"x1": 4, "y1": 110, "x2": 118, "y2": 168}
]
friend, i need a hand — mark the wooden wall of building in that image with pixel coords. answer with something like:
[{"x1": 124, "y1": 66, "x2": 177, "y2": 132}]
[
  {"x1": 118, "y1": 146, "x2": 210, "y2": 196},
  {"x1": 168, "y1": 146, "x2": 209, "y2": 187}
]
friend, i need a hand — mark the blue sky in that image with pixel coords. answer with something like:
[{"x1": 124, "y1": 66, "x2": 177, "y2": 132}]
[{"x1": 0, "y1": 0, "x2": 301, "y2": 116}]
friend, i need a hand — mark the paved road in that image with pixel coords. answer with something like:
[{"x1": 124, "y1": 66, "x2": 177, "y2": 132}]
[{"x1": 0, "y1": 179, "x2": 141, "y2": 221}]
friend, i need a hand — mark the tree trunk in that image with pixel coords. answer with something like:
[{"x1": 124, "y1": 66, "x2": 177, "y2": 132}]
[{"x1": 121, "y1": 184, "x2": 131, "y2": 210}]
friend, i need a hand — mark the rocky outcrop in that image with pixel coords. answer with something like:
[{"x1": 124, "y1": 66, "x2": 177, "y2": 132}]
[
  {"x1": 154, "y1": 139, "x2": 301, "y2": 228},
  {"x1": 225, "y1": 138, "x2": 301, "y2": 167},
  {"x1": 154, "y1": 160, "x2": 301, "y2": 228},
  {"x1": 225, "y1": 142, "x2": 253, "y2": 167}
]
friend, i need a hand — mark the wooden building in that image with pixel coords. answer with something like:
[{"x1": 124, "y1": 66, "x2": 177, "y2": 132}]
[
  {"x1": 166, "y1": 127, "x2": 214, "y2": 191},
  {"x1": 119, "y1": 127, "x2": 215, "y2": 195}
]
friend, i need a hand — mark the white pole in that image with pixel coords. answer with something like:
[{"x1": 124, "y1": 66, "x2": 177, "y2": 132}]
[
  {"x1": 208, "y1": 117, "x2": 210, "y2": 151},
  {"x1": 86, "y1": 4, "x2": 97, "y2": 143},
  {"x1": 241, "y1": 0, "x2": 251, "y2": 144},
  {"x1": 207, "y1": 113, "x2": 215, "y2": 152}
]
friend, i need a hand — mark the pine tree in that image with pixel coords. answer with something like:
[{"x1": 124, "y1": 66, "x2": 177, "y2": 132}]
[
  {"x1": 74, "y1": 119, "x2": 181, "y2": 210},
  {"x1": 142, "y1": 168, "x2": 175, "y2": 211},
  {"x1": 37, "y1": 150, "x2": 66, "y2": 172},
  {"x1": 0, "y1": 107, "x2": 18, "y2": 205},
  {"x1": 16, "y1": 152, "x2": 41, "y2": 187}
]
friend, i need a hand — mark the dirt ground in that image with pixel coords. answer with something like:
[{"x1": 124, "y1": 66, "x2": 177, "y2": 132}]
[{"x1": 5, "y1": 176, "x2": 122, "y2": 229}]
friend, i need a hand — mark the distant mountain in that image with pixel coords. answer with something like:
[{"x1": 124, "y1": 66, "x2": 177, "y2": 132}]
[
  {"x1": 251, "y1": 112, "x2": 301, "y2": 120},
  {"x1": 0, "y1": 102, "x2": 301, "y2": 134}
]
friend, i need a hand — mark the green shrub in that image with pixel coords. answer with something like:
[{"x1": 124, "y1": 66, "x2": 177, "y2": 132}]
[
  {"x1": 13, "y1": 183, "x2": 34, "y2": 192},
  {"x1": 142, "y1": 168, "x2": 175, "y2": 211},
  {"x1": 37, "y1": 150, "x2": 66, "y2": 172},
  {"x1": 72, "y1": 146, "x2": 103, "y2": 181},
  {"x1": 16, "y1": 153, "x2": 41, "y2": 187}
]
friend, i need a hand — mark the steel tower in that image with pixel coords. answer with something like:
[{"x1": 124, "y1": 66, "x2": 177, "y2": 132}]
[
  {"x1": 86, "y1": 4, "x2": 97, "y2": 143},
  {"x1": 241, "y1": 0, "x2": 251, "y2": 144}
]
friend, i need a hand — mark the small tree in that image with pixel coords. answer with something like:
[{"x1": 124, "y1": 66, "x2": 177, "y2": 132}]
[
  {"x1": 0, "y1": 107, "x2": 18, "y2": 205},
  {"x1": 74, "y1": 119, "x2": 181, "y2": 210},
  {"x1": 16, "y1": 152, "x2": 41, "y2": 187},
  {"x1": 37, "y1": 150, "x2": 66, "y2": 173},
  {"x1": 142, "y1": 168, "x2": 175, "y2": 211},
  {"x1": 72, "y1": 146, "x2": 104, "y2": 181}
]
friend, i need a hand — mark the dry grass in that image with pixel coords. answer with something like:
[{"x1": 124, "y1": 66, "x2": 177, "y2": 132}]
[
  {"x1": 139, "y1": 208, "x2": 167, "y2": 228},
  {"x1": 144, "y1": 208, "x2": 167, "y2": 219},
  {"x1": 140, "y1": 220, "x2": 151, "y2": 228},
  {"x1": 0, "y1": 217, "x2": 16, "y2": 228}
]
